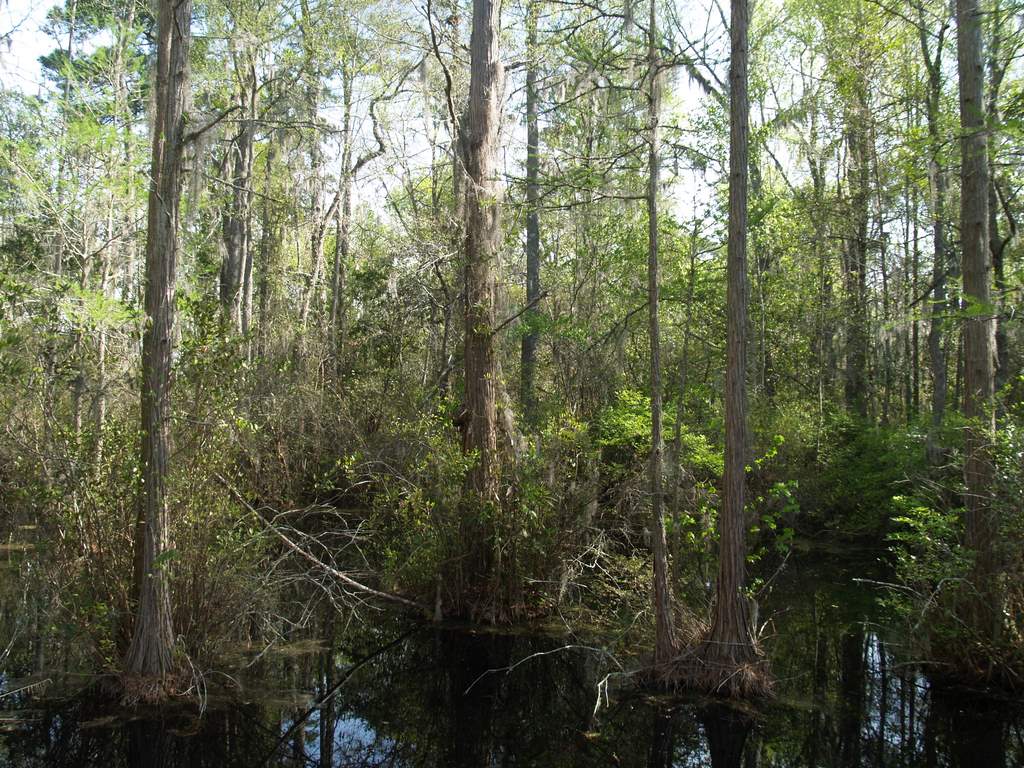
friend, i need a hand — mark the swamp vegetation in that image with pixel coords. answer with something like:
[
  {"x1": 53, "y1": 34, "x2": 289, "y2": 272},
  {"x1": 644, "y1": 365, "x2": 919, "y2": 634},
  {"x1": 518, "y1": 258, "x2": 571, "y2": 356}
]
[{"x1": 0, "y1": 0, "x2": 1023, "y2": 762}]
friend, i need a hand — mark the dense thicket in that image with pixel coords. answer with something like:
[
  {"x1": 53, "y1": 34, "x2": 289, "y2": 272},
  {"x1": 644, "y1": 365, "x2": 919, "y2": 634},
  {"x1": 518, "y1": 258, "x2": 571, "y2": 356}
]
[{"x1": 0, "y1": 0, "x2": 1022, "y2": 693}]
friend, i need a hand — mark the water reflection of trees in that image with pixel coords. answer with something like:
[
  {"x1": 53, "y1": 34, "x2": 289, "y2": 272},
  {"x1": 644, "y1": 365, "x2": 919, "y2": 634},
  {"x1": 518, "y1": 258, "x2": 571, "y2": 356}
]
[{"x1": 2, "y1": 589, "x2": 1023, "y2": 766}]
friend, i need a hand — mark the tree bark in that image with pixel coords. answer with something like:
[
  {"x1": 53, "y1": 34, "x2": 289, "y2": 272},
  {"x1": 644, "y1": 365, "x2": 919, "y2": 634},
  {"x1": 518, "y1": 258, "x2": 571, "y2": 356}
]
[
  {"x1": 520, "y1": 0, "x2": 541, "y2": 427},
  {"x1": 462, "y1": 0, "x2": 503, "y2": 500},
  {"x1": 298, "y1": 8, "x2": 326, "y2": 332},
  {"x1": 920, "y1": 8, "x2": 949, "y2": 461},
  {"x1": 256, "y1": 139, "x2": 278, "y2": 361},
  {"x1": 646, "y1": 0, "x2": 676, "y2": 670},
  {"x1": 452, "y1": 0, "x2": 506, "y2": 618},
  {"x1": 220, "y1": 67, "x2": 255, "y2": 333},
  {"x1": 956, "y1": 0, "x2": 998, "y2": 639},
  {"x1": 843, "y1": 97, "x2": 870, "y2": 419},
  {"x1": 986, "y1": 0, "x2": 1011, "y2": 393},
  {"x1": 704, "y1": 0, "x2": 756, "y2": 678},
  {"x1": 125, "y1": 0, "x2": 192, "y2": 679},
  {"x1": 330, "y1": 65, "x2": 354, "y2": 374},
  {"x1": 670, "y1": 227, "x2": 698, "y2": 588},
  {"x1": 240, "y1": 74, "x2": 257, "y2": 342}
]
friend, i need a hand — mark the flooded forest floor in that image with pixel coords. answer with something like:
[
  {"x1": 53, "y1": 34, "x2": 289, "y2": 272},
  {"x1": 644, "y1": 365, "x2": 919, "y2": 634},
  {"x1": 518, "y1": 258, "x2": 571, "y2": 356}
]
[{"x1": 0, "y1": 539, "x2": 1022, "y2": 767}]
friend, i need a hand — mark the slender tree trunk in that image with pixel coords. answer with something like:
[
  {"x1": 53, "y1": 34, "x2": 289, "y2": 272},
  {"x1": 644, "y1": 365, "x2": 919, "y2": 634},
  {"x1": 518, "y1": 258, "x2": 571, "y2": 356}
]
[
  {"x1": 220, "y1": 74, "x2": 254, "y2": 331},
  {"x1": 844, "y1": 106, "x2": 870, "y2": 419},
  {"x1": 703, "y1": 0, "x2": 756, "y2": 687},
  {"x1": 520, "y1": 0, "x2": 541, "y2": 427},
  {"x1": 300, "y1": 185, "x2": 325, "y2": 329},
  {"x1": 95, "y1": 199, "x2": 112, "y2": 466},
  {"x1": 646, "y1": 0, "x2": 675, "y2": 670},
  {"x1": 299, "y1": 47, "x2": 325, "y2": 331},
  {"x1": 53, "y1": 0, "x2": 78, "y2": 279},
  {"x1": 986, "y1": 2, "x2": 1010, "y2": 392},
  {"x1": 750, "y1": 163, "x2": 773, "y2": 403},
  {"x1": 877, "y1": 191, "x2": 892, "y2": 425},
  {"x1": 240, "y1": 72, "x2": 258, "y2": 343},
  {"x1": 671, "y1": 229, "x2": 698, "y2": 588},
  {"x1": 808, "y1": 139, "x2": 833, "y2": 450},
  {"x1": 73, "y1": 219, "x2": 94, "y2": 445},
  {"x1": 920, "y1": 10, "x2": 949, "y2": 461},
  {"x1": 988, "y1": 176, "x2": 1008, "y2": 393},
  {"x1": 125, "y1": 0, "x2": 192, "y2": 679},
  {"x1": 256, "y1": 141, "x2": 277, "y2": 361},
  {"x1": 330, "y1": 66, "x2": 353, "y2": 374},
  {"x1": 902, "y1": 178, "x2": 914, "y2": 421},
  {"x1": 956, "y1": 0, "x2": 998, "y2": 641},
  {"x1": 954, "y1": 324, "x2": 964, "y2": 409},
  {"x1": 97, "y1": 2, "x2": 134, "y2": 466},
  {"x1": 911, "y1": 184, "x2": 921, "y2": 418}
]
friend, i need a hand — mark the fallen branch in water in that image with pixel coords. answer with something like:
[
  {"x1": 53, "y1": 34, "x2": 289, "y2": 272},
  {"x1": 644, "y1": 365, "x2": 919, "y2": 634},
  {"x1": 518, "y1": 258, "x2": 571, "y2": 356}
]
[
  {"x1": 0, "y1": 678, "x2": 51, "y2": 700},
  {"x1": 262, "y1": 627, "x2": 419, "y2": 767},
  {"x1": 463, "y1": 643, "x2": 623, "y2": 695},
  {"x1": 218, "y1": 476, "x2": 431, "y2": 616}
]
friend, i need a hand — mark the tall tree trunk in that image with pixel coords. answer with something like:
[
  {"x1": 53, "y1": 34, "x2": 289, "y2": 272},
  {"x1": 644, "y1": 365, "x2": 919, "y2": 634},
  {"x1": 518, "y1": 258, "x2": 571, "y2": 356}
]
[
  {"x1": 330, "y1": 67, "x2": 354, "y2": 376},
  {"x1": 902, "y1": 176, "x2": 915, "y2": 422},
  {"x1": 956, "y1": 0, "x2": 998, "y2": 641},
  {"x1": 670, "y1": 227, "x2": 698, "y2": 588},
  {"x1": 703, "y1": 0, "x2": 756, "y2": 687},
  {"x1": 750, "y1": 163, "x2": 773, "y2": 403},
  {"x1": 300, "y1": 147, "x2": 325, "y2": 330},
  {"x1": 220, "y1": 73, "x2": 255, "y2": 333},
  {"x1": 53, "y1": 0, "x2": 78, "y2": 279},
  {"x1": 986, "y1": 0, "x2": 1011, "y2": 392},
  {"x1": 520, "y1": 0, "x2": 541, "y2": 427},
  {"x1": 298, "y1": 18, "x2": 325, "y2": 333},
  {"x1": 988, "y1": 177, "x2": 1008, "y2": 393},
  {"x1": 646, "y1": 0, "x2": 675, "y2": 670},
  {"x1": 911, "y1": 184, "x2": 921, "y2": 419},
  {"x1": 920, "y1": 8, "x2": 949, "y2": 461},
  {"x1": 125, "y1": 0, "x2": 192, "y2": 679},
  {"x1": 843, "y1": 102, "x2": 870, "y2": 419},
  {"x1": 456, "y1": 0, "x2": 504, "y2": 617},
  {"x1": 256, "y1": 140, "x2": 277, "y2": 361},
  {"x1": 808, "y1": 130, "x2": 833, "y2": 450},
  {"x1": 876, "y1": 176, "x2": 892, "y2": 425},
  {"x1": 95, "y1": 199, "x2": 113, "y2": 466},
  {"x1": 462, "y1": 0, "x2": 503, "y2": 500},
  {"x1": 240, "y1": 70, "x2": 258, "y2": 343}
]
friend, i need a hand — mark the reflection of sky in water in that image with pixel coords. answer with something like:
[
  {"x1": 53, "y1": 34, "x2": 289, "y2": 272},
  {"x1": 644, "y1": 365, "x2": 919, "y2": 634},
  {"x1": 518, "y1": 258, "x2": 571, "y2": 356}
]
[
  {"x1": 0, "y1": 548, "x2": 1022, "y2": 766},
  {"x1": 304, "y1": 710, "x2": 399, "y2": 765}
]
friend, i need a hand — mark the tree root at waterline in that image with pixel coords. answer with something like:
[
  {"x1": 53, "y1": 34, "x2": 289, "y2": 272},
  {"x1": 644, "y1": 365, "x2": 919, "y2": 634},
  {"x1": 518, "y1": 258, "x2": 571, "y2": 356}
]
[{"x1": 660, "y1": 640, "x2": 773, "y2": 698}]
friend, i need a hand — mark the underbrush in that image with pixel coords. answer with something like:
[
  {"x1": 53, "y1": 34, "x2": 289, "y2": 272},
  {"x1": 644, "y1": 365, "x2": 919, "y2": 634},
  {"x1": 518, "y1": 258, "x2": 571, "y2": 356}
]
[{"x1": 885, "y1": 393, "x2": 1024, "y2": 688}]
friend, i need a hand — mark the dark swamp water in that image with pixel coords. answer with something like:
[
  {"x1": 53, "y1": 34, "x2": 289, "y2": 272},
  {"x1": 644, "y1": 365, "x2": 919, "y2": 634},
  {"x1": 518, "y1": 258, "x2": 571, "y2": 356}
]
[{"x1": 1, "y1": 547, "x2": 1022, "y2": 767}]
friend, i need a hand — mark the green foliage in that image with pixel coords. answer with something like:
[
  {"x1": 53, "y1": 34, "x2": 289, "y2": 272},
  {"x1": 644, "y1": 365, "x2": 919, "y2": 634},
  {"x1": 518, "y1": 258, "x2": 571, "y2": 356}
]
[
  {"x1": 806, "y1": 414, "x2": 928, "y2": 535},
  {"x1": 366, "y1": 411, "x2": 473, "y2": 597},
  {"x1": 883, "y1": 394, "x2": 1024, "y2": 679},
  {"x1": 751, "y1": 480, "x2": 799, "y2": 551},
  {"x1": 0, "y1": 0, "x2": 1021, "y2": 686},
  {"x1": 888, "y1": 494, "x2": 966, "y2": 588},
  {"x1": 595, "y1": 388, "x2": 722, "y2": 478},
  {"x1": 596, "y1": 388, "x2": 652, "y2": 452}
]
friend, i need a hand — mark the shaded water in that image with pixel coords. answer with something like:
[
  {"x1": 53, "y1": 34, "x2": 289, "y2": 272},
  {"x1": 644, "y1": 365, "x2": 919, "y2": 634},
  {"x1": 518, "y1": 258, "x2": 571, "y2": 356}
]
[{"x1": 1, "y1": 546, "x2": 1022, "y2": 767}]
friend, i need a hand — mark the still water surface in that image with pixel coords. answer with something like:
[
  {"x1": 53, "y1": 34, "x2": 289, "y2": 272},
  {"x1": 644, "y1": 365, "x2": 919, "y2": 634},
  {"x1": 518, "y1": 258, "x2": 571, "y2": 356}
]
[{"x1": 0, "y1": 547, "x2": 1020, "y2": 766}]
